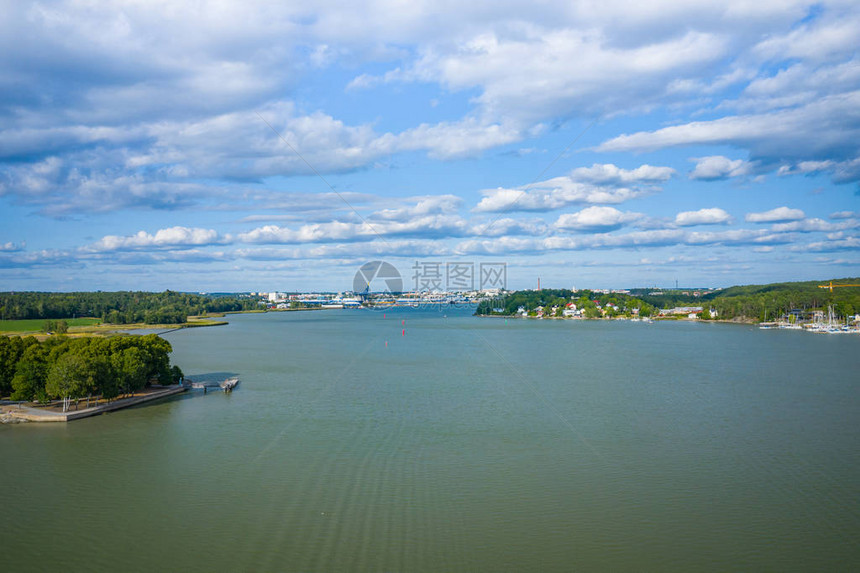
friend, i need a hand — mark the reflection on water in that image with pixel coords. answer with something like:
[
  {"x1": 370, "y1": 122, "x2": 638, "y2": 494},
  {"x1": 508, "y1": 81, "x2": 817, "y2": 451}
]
[{"x1": 2, "y1": 308, "x2": 859, "y2": 572}]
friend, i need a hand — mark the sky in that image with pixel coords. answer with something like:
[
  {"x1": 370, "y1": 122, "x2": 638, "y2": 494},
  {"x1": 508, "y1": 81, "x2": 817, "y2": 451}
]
[{"x1": 0, "y1": 0, "x2": 858, "y2": 293}]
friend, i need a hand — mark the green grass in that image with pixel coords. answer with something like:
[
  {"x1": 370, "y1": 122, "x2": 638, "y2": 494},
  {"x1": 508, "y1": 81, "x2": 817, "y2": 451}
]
[{"x1": 0, "y1": 317, "x2": 102, "y2": 333}]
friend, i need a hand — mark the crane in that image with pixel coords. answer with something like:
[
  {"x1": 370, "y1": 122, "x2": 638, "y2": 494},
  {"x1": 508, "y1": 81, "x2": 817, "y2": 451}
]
[{"x1": 818, "y1": 281, "x2": 860, "y2": 292}]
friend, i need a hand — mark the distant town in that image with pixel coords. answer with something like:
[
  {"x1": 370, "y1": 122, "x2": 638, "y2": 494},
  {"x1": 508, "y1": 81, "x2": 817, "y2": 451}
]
[{"x1": 245, "y1": 281, "x2": 860, "y2": 334}]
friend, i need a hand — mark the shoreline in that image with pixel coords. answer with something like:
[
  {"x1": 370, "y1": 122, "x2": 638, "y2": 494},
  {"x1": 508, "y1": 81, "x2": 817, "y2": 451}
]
[
  {"x1": 475, "y1": 313, "x2": 757, "y2": 324},
  {"x1": 0, "y1": 385, "x2": 187, "y2": 423},
  {"x1": 0, "y1": 317, "x2": 229, "y2": 338}
]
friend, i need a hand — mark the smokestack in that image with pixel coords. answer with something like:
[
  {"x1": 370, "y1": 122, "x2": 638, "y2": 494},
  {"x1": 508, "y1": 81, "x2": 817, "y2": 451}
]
[{"x1": 538, "y1": 277, "x2": 541, "y2": 291}]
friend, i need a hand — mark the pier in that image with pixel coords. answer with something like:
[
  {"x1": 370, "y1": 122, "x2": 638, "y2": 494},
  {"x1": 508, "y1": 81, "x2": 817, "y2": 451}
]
[
  {"x1": 184, "y1": 377, "x2": 240, "y2": 393},
  {"x1": 1, "y1": 385, "x2": 187, "y2": 423}
]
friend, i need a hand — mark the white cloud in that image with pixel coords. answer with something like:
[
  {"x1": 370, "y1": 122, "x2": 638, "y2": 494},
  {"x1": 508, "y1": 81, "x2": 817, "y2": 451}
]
[
  {"x1": 0, "y1": 241, "x2": 25, "y2": 252},
  {"x1": 88, "y1": 227, "x2": 228, "y2": 252},
  {"x1": 751, "y1": 10, "x2": 860, "y2": 62},
  {"x1": 370, "y1": 195, "x2": 462, "y2": 222},
  {"x1": 569, "y1": 163, "x2": 676, "y2": 185},
  {"x1": 598, "y1": 91, "x2": 860, "y2": 154},
  {"x1": 770, "y1": 218, "x2": 859, "y2": 233},
  {"x1": 555, "y1": 206, "x2": 643, "y2": 233},
  {"x1": 472, "y1": 163, "x2": 670, "y2": 213},
  {"x1": 389, "y1": 27, "x2": 728, "y2": 124},
  {"x1": 237, "y1": 215, "x2": 469, "y2": 244},
  {"x1": 675, "y1": 208, "x2": 732, "y2": 226},
  {"x1": 793, "y1": 236, "x2": 860, "y2": 252},
  {"x1": 745, "y1": 207, "x2": 806, "y2": 223},
  {"x1": 596, "y1": 90, "x2": 860, "y2": 182},
  {"x1": 689, "y1": 156, "x2": 755, "y2": 180},
  {"x1": 830, "y1": 210, "x2": 859, "y2": 220},
  {"x1": 468, "y1": 218, "x2": 548, "y2": 237},
  {"x1": 473, "y1": 183, "x2": 647, "y2": 213}
]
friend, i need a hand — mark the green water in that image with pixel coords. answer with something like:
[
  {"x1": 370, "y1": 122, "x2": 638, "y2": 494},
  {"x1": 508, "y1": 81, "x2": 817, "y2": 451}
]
[{"x1": 2, "y1": 308, "x2": 858, "y2": 571}]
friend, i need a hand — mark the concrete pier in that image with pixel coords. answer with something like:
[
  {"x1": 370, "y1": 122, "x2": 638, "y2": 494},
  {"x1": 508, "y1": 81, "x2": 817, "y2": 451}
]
[{"x1": 1, "y1": 385, "x2": 187, "y2": 423}]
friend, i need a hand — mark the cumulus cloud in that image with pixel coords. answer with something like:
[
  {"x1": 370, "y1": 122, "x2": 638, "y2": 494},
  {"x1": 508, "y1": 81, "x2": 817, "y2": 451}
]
[
  {"x1": 597, "y1": 91, "x2": 860, "y2": 182},
  {"x1": 473, "y1": 183, "x2": 645, "y2": 213},
  {"x1": 88, "y1": 227, "x2": 229, "y2": 252},
  {"x1": 689, "y1": 156, "x2": 756, "y2": 180},
  {"x1": 745, "y1": 207, "x2": 806, "y2": 223},
  {"x1": 568, "y1": 163, "x2": 675, "y2": 185},
  {"x1": 0, "y1": 241, "x2": 25, "y2": 252},
  {"x1": 371, "y1": 195, "x2": 462, "y2": 221},
  {"x1": 675, "y1": 208, "x2": 732, "y2": 226},
  {"x1": 237, "y1": 215, "x2": 469, "y2": 244},
  {"x1": 455, "y1": 226, "x2": 794, "y2": 255},
  {"x1": 555, "y1": 206, "x2": 643, "y2": 233},
  {"x1": 472, "y1": 163, "x2": 670, "y2": 213},
  {"x1": 598, "y1": 91, "x2": 860, "y2": 155},
  {"x1": 793, "y1": 236, "x2": 860, "y2": 252},
  {"x1": 769, "y1": 218, "x2": 859, "y2": 233},
  {"x1": 468, "y1": 218, "x2": 548, "y2": 237},
  {"x1": 830, "y1": 210, "x2": 859, "y2": 220},
  {"x1": 2, "y1": 1, "x2": 858, "y2": 286}
]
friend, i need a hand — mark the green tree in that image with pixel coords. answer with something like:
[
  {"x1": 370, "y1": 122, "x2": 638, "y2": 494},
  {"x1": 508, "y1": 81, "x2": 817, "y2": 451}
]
[
  {"x1": 11, "y1": 342, "x2": 49, "y2": 402},
  {"x1": 170, "y1": 365, "x2": 184, "y2": 384},
  {"x1": 112, "y1": 346, "x2": 148, "y2": 396},
  {"x1": 0, "y1": 336, "x2": 24, "y2": 397},
  {"x1": 46, "y1": 353, "x2": 92, "y2": 412}
]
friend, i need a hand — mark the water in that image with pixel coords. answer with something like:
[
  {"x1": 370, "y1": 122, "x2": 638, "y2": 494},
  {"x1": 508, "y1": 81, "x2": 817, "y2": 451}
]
[{"x1": 2, "y1": 308, "x2": 858, "y2": 571}]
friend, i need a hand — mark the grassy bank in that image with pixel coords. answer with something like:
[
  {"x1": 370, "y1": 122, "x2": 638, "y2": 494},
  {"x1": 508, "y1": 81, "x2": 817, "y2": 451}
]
[
  {"x1": 0, "y1": 317, "x2": 101, "y2": 334},
  {"x1": 0, "y1": 316, "x2": 226, "y2": 336}
]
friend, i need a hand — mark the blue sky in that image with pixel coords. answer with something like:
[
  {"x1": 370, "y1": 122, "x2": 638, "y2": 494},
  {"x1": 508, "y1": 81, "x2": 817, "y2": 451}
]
[{"x1": 1, "y1": 0, "x2": 858, "y2": 292}]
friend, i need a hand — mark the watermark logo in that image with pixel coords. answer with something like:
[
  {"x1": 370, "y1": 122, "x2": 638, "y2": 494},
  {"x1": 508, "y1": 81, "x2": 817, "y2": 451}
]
[
  {"x1": 411, "y1": 261, "x2": 506, "y2": 291},
  {"x1": 353, "y1": 260, "x2": 403, "y2": 294},
  {"x1": 351, "y1": 260, "x2": 507, "y2": 311}
]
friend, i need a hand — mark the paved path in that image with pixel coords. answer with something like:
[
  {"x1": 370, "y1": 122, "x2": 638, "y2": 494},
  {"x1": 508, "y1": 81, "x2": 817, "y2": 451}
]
[{"x1": 0, "y1": 385, "x2": 187, "y2": 423}]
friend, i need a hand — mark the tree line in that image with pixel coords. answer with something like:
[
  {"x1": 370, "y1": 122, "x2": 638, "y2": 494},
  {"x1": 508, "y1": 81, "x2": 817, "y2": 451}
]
[
  {"x1": 0, "y1": 334, "x2": 183, "y2": 410},
  {"x1": 0, "y1": 291, "x2": 259, "y2": 324},
  {"x1": 637, "y1": 278, "x2": 860, "y2": 321},
  {"x1": 477, "y1": 278, "x2": 860, "y2": 321},
  {"x1": 476, "y1": 289, "x2": 656, "y2": 317}
]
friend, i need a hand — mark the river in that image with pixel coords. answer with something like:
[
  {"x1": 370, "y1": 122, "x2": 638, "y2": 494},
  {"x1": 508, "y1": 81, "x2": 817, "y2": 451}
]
[{"x1": 2, "y1": 307, "x2": 858, "y2": 571}]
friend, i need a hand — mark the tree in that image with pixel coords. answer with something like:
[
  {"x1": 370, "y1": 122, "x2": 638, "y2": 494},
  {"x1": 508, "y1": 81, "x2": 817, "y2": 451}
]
[
  {"x1": 46, "y1": 353, "x2": 92, "y2": 412},
  {"x1": 0, "y1": 336, "x2": 22, "y2": 397},
  {"x1": 170, "y1": 365, "x2": 184, "y2": 384},
  {"x1": 11, "y1": 343, "x2": 49, "y2": 402},
  {"x1": 137, "y1": 334, "x2": 173, "y2": 384},
  {"x1": 112, "y1": 346, "x2": 148, "y2": 396}
]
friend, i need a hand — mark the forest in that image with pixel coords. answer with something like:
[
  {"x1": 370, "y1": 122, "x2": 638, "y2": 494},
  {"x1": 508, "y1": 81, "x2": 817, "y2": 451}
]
[
  {"x1": 0, "y1": 291, "x2": 259, "y2": 324},
  {"x1": 637, "y1": 278, "x2": 860, "y2": 321},
  {"x1": 0, "y1": 334, "x2": 182, "y2": 409}
]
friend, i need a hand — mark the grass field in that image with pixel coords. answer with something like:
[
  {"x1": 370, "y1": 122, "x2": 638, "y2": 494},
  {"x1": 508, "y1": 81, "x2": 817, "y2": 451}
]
[{"x1": 0, "y1": 317, "x2": 102, "y2": 333}]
